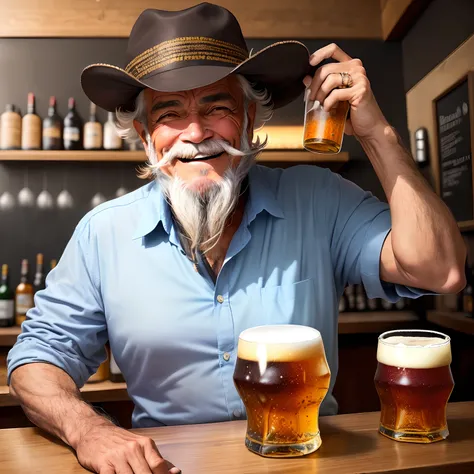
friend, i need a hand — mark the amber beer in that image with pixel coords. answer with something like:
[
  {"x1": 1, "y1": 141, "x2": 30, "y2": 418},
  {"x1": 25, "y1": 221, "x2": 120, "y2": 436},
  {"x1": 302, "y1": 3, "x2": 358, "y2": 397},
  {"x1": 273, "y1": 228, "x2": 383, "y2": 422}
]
[
  {"x1": 374, "y1": 329, "x2": 454, "y2": 443},
  {"x1": 233, "y1": 325, "x2": 330, "y2": 457}
]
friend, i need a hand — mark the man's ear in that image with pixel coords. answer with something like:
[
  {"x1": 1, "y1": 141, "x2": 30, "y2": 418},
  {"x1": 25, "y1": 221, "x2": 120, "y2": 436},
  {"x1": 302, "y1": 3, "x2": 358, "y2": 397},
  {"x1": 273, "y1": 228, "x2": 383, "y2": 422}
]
[
  {"x1": 246, "y1": 101, "x2": 257, "y2": 144},
  {"x1": 133, "y1": 120, "x2": 148, "y2": 153}
]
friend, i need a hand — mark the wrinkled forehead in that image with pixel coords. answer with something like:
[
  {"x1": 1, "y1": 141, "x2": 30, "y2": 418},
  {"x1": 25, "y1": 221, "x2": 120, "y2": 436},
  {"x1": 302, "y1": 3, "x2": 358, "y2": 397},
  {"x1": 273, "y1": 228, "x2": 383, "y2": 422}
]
[{"x1": 144, "y1": 75, "x2": 244, "y2": 109}]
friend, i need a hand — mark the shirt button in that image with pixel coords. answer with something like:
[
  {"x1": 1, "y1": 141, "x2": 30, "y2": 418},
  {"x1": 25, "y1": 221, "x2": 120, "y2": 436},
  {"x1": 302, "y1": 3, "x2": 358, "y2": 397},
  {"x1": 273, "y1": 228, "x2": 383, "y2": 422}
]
[
  {"x1": 223, "y1": 352, "x2": 231, "y2": 361},
  {"x1": 216, "y1": 295, "x2": 225, "y2": 304},
  {"x1": 233, "y1": 409, "x2": 242, "y2": 418}
]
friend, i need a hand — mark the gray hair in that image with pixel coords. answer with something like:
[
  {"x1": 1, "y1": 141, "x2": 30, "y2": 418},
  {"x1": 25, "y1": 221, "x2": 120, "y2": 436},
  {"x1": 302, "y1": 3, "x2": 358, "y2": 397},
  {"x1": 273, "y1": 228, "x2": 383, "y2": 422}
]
[{"x1": 114, "y1": 74, "x2": 274, "y2": 150}]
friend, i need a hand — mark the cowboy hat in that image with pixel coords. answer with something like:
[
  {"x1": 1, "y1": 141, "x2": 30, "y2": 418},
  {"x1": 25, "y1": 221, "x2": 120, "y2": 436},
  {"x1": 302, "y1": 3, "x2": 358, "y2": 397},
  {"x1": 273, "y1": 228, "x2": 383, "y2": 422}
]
[{"x1": 81, "y1": 2, "x2": 311, "y2": 112}]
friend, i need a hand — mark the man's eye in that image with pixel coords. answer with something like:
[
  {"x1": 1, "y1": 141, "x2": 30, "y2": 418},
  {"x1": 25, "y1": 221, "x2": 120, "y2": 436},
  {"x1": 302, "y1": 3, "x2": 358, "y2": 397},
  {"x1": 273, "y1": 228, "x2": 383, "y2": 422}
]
[
  {"x1": 157, "y1": 112, "x2": 179, "y2": 122},
  {"x1": 210, "y1": 106, "x2": 231, "y2": 113}
]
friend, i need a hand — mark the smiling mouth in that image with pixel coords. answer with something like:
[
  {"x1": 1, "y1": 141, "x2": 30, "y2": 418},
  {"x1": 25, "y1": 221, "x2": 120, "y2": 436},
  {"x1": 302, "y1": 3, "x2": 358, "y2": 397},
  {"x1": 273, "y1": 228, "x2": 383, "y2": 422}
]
[{"x1": 178, "y1": 152, "x2": 224, "y2": 163}]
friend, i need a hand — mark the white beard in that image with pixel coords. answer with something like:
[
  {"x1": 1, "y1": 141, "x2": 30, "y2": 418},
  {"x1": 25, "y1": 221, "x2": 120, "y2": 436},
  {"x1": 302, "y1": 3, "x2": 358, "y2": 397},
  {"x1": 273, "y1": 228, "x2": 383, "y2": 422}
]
[{"x1": 150, "y1": 132, "x2": 262, "y2": 259}]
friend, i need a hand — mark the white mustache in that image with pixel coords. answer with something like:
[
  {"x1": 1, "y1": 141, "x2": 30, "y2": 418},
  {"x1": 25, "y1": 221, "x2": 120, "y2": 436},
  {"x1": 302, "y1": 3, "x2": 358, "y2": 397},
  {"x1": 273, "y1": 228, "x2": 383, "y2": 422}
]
[{"x1": 157, "y1": 139, "x2": 249, "y2": 168}]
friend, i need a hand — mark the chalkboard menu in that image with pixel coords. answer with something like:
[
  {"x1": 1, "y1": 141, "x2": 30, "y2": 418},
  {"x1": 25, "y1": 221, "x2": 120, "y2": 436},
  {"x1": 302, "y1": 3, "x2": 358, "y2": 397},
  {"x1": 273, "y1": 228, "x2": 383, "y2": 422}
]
[{"x1": 435, "y1": 76, "x2": 473, "y2": 225}]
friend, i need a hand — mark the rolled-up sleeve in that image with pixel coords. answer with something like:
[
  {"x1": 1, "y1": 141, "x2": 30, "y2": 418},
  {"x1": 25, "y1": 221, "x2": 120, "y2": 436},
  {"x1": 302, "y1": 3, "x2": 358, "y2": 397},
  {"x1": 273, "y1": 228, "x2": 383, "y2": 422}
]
[
  {"x1": 326, "y1": 171, "x2": 432, "y2": 302},
  {"x1": 7, "y1": 219, "x2": 107, "y2": 387}
]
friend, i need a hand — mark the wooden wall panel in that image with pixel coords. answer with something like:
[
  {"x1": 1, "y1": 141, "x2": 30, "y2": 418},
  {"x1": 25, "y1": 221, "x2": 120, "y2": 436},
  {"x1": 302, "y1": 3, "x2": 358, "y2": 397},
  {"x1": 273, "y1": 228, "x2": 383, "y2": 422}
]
[
  {"x1": 0, "y1": 0, "x2": 382, "y2": 39},
  {"x1": 381, "y1": 0, "x2": 432, "y2": 40},
  {"x1": 406, "y1": 35, "x2": 474, "y2": 196}
]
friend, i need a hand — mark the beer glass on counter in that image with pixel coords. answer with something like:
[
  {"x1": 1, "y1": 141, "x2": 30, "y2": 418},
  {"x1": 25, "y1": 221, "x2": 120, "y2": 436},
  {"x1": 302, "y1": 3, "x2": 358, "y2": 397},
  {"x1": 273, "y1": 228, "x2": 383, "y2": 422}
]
[
  {"x1": 233, "y1": 325, "x2": 330, "y2": 457},
  {"x1": 374, "y1": 329, "x2": 454, "y2": 443}
]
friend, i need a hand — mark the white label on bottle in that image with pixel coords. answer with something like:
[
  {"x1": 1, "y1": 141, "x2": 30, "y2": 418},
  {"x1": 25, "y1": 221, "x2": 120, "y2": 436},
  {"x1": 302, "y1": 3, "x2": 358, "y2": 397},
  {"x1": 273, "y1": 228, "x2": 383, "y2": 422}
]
[
  {"x1": 22, "y1": 116, "x2": 42, "y2": 149},
  {"x1": 43, "y1": 126, "x2": 61, "y2": 139},
  {"x1": 1, "y1": 113, "x2": 21, "y2": 149},
  {"x1": 64, "y1": 127, "x2": 80, "y2": 142},
  {"x1": 84, "y1": 124, "x2": 103, "y2": 149},
  {"x1": 109, "y1": 353, "x2": 122, "y2": 374},
  {"x1": 15, "y1": 294, "x2": 33, "y2": 315},
  {"x1": 104, "y1": 124, "x2": 123, "y2": 150},
  {"x1": 0, "y1": 300, "x2": 14, "y2": 320}
]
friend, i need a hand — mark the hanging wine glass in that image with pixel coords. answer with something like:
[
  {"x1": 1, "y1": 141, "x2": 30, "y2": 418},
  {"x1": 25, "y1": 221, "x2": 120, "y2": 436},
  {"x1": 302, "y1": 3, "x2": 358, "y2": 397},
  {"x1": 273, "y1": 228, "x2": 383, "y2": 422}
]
[
  {"x1": 91, "y1": 168, "x2": 107, "y2": 209},
  {"x1": 17, "y1": 167, "x2": 35, "y2": 207},
  {"x1": 0, "y1": 190, "x2": 15, "y2": 210},
  {"x1": 115, "y1": 164, "x2": 128, "y2": 198},
  {"x1": 37, "y1": 172, "x2": 54, "y2": 209},
  {"x1": 57, "y1": 169, "x2": 74, "y2": 209}
]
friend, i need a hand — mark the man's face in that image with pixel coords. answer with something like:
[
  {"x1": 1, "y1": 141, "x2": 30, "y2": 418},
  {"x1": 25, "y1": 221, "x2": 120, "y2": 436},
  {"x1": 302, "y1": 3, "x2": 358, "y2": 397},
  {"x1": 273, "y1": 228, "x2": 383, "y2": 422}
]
[{"x1": 136, "y1": 76, "x2": 255, "y2": 193}]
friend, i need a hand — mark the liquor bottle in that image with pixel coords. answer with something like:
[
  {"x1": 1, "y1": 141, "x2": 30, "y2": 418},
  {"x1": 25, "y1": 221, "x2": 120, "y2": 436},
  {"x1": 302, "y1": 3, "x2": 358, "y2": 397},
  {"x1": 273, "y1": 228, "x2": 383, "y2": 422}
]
[
  {"x1": 394, "y1": 297, "x2": 407, "y2": 311},
  {"x1": 367, "y1": 295, "x2": 379, "y2": 311},
  {"x1": 63, "y1": 97, "x2": 82, "y2": 150},
  {"x1": 338, "y1": 292, "x2": 347, "y2": 313},
  {"x1": 0, "y1": 264, "x2": 15, "y2": 327},
  {"x1": 109, "y1": 352, "x2": 125, "y2": 383},
  {"x1": 43, "y1": 96, "x2": 62, "y2": 150},
  {"x1": 15, "y1": 259, "x2": 34, "y2": 326},
  {"x1": 344, "y1": 284, "x2": 356, "y2": 312},
  {"x1": 0, "y1": 104, "x2": 22, "y2": 150},
  {"x1": 83, "y1": 102, "x2": 103, "y2": 150},
  {"x1": 21, "y1": 92, "x2": 42, "y2": 150},
  {"x1": 380, "y1": 299, "x2": 394, "y2": 311},
  {"x1": 462, "y1": 264, "x2": 473, "y2": 314},
  {"x1": 355, "y1": 284, "x2": 367, "y2": 312},
  {"x1": 33, "y1": 253, "x2": 46, "y2": 293},
  {"x1": 103, "y1": 112, "x2": 123, "y2": 150},
  {"x1": 50, "y1": 259, "x2": 57, "y2": 271}
]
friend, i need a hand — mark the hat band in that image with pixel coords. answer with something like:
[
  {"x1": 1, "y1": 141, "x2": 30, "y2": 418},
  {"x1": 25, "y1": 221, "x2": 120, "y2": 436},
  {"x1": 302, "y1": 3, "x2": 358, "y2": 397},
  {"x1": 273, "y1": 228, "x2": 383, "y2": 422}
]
[{"x1": 125, "y1": 36, "x2": 248, "y2": 80}]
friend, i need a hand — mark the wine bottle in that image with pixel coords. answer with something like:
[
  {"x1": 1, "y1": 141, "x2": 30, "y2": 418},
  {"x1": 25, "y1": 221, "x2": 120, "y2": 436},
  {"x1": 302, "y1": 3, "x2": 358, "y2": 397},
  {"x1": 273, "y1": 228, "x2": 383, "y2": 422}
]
[
  {"x1": 50, "y1": 259, "x2": 57, "y2": 271},
  {"x1": 21, "y1": 92, "x2": 42, "y2": 150},
  {"x1": 43, "y1": 96, "x2": 62, "y2": 150},
  {"x1": 380, "y1": 299, "x2": 394, "y2": 311},
  {"x1": 63, "y1": 97, "x2": 82, "y2": 150},
  {"x1": 344, "y1": 284, "x2": 356, "y2": 312},
  {"x1": 33, "y1": 253, "x2": 46, "y2": 293},
  {"x1": 0, "y1": 264, "x2": 15, "y2": 327},
  {"x1": 84, "y1": 102, "x2": 103, "y2": 150},
  {"x1": 103, "y1": 112, "x2": 123, "y2": 150},
  {"x1": 0, "y1": 104, "x2": 22, "y2": 150},
  {"x1": 367, "y1": 297, "x2": 379, "y2": 311},
  {"x1": 15, "y1": 259, "x2": 34, "y2": 326},
  {"x1": 355, "y1": 284, "x2": 367, "y2": 312},
  {"x1": 338, "y1": 292, "x2": 347, "y2": 313}
]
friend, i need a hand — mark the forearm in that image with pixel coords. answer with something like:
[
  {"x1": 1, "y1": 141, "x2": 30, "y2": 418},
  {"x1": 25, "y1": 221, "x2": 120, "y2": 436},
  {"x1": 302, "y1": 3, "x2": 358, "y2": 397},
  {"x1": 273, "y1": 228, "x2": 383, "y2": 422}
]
[
  {"x1": 9, "y1": 363, "x2": 113, "y2": 449},
  {"x1": 359, "y1": 124, "x2": 466, "y2": 292}
]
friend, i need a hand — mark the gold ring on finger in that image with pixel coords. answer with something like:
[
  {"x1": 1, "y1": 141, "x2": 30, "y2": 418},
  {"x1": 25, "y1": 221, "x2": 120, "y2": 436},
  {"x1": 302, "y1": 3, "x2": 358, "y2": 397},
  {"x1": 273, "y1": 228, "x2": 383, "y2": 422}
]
[{"x1": 340, "y1": 72, "x2": 353, "y2": 88}]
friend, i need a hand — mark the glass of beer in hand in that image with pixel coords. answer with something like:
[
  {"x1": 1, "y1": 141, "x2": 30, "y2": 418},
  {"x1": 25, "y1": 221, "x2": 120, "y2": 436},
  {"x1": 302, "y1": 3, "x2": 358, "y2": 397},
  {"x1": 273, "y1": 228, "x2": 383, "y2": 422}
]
[
  {"x1": 303, "y1": 89, "x2": 349, "y2": 154},
  {"x1": 374, "y1": 329, "x2": 454, "y2": 443},
  {"x1": 233, "y1": 325, "x2": 331, "y2": 457}
]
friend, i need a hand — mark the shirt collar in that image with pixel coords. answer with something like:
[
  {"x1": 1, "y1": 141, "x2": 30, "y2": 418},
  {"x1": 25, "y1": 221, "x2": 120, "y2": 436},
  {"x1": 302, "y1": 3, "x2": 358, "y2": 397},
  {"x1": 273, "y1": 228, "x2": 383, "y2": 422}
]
[{"x1": 132, "y1": 166, "x2": 284, "y2": 241}]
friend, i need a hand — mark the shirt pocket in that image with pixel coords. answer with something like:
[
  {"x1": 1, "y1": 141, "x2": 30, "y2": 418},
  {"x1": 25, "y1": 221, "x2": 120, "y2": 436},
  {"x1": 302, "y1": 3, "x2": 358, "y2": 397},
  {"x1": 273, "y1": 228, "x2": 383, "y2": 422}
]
[{"x1": 259, "y1": 278, "x2": 316, "y2": 326}]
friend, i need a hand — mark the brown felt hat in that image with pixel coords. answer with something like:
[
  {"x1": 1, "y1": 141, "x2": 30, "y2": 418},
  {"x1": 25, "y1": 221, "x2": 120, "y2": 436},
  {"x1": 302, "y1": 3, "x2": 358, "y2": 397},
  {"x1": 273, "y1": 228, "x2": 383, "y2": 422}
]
[{"x1": 81, "y1": 2, "x2": 311, "y2": 112}]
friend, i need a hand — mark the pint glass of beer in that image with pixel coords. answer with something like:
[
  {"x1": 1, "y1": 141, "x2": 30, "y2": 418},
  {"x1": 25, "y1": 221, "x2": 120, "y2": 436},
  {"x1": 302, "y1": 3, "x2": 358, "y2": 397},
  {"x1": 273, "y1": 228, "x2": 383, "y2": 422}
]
[
  {"x1": 303, "y1": 90, "x2": 349, "y2": 154},
  {"x1": 233, "y1": 325, "x2": 331, "y2": 457},
  {"x1": 374, "y1": 329, "x2": 454, "y2": 443}
]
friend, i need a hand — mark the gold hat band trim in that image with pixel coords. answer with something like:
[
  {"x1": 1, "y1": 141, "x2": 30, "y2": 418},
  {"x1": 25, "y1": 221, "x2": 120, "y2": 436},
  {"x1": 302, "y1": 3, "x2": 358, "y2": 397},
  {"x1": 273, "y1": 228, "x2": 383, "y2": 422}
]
[{"x1": 125, "y1": 36, "x2": 248, "y2": 80}]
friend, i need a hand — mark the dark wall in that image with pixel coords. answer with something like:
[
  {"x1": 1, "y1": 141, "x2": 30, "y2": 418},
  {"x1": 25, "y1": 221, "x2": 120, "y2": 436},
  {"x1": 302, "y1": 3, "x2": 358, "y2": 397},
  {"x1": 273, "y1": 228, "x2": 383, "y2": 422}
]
[
  {"x1": 402, "y1": 0, "x2": 474, "y2": 92},
  {"x1": 0, "y1": 37, "x2": 407, "y2": 286}
]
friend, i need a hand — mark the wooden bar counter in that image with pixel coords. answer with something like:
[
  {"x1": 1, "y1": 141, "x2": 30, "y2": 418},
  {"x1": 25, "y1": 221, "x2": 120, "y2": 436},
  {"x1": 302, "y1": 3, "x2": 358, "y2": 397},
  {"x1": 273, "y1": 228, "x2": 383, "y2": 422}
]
[{"x1": 0, "y1": 401, "x2": 473, "y2": 473}]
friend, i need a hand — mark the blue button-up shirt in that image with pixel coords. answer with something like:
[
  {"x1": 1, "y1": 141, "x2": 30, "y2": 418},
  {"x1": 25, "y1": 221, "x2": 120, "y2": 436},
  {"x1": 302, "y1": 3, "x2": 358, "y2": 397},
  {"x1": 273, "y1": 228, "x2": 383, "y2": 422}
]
[{"x1": 8, "y1": 164, "x2": 425, "y2": 428}]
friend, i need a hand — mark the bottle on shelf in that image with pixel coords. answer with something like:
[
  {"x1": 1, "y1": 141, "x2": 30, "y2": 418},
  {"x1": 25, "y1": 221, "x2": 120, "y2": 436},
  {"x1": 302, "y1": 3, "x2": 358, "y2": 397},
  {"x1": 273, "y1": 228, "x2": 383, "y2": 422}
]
[
  {"x1": 367, "y1": 296, "x2": 379, "y2": 312},
  {"x1": 355, "y1": 284, "x2": 367, "y2": 312},
  {"x1": 0, "y1": 264, "x2": 15, "y2": 327},
  {"x1": 338, "y1": 291, "x2": 347, "y2": 313},
  {"x1": 104, "y1": 112, "x2": 123, "y2": 150},
  {"x1": 21, "y1": 92, "x2": 42, "y2": 150},
  {"x1": 50, "y1": 259, "x2": 57, "y2": 271},
  {"x1": 394, "y1": 296, "x2": 407, "y2": 311},
  {"x1": 84, "y1": 102, "x2": 103, "y2": 150},
  {"x1": 1, "y1": 104, "x2": 22, "y2": 150},
  {"x1": 344, "y1": 284, "x2": 356, "y2": 312},
  {"x1": 33, "y1": 253, "x2": 46, "y2": 294},
  {"x1": 43, "y1": 96, "x2": 62, "y2": 150},
  {"x1": 63, "y1": 97, "x2": 82, "y2": 150},
  {"x1": 109, "y1": 352, "x2": 125, "y2": 383},
  {"x1": 15, "y1": 259, "x2": 34, "y2": 326},
  {"x1": 462, "y1": 262, "x2": 473, "y2": 314},
  {"x1": 380, "y1": 299, "x2": 394, "y2": 311}
]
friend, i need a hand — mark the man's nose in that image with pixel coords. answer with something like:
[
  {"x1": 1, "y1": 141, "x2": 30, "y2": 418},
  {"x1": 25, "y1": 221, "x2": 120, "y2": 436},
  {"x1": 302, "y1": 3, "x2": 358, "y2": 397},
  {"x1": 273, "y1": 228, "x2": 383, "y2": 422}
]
[{"x1": 180, "y1": 115, "x2": 213, "y2": 143}]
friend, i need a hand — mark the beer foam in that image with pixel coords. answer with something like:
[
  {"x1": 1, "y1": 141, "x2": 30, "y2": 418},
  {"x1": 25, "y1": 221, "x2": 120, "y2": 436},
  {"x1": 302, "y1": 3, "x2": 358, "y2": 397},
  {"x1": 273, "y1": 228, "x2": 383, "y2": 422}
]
[
  {"x1": 377, "y1": 335, "x2": 452, "y2": 369},
  {"x1": 238, "y1": 325, "x2": 325, "y2": 363}
]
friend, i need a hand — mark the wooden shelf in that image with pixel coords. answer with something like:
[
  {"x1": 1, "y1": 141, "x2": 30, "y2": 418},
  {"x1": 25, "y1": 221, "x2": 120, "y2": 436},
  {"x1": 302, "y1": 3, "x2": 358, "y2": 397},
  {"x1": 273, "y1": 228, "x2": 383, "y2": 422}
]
[
  {"x1": 0, "y1": 327, "x2": 21, "y2": 346},
  {"x1": 0, "y1": 380, "x2": 129, "y2": 407},
  {"x1": 427, "y1": 311, "x2": 474, "y2": 336},
  {"x1": 0, "y1": 150, "x2": 349, "y2": 167},
  {"x1": 338, "y1": 311, "x2": 420, "y2": 334}
]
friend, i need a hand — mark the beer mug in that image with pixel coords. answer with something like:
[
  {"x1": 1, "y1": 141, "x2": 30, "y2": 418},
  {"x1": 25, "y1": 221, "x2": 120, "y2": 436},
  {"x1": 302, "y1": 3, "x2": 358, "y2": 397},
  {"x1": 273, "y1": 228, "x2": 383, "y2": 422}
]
[
  {"x1": 233, "y1": 325, "x2": 331, "y2": 457},
  {"x1": 374, "y1": 329, "x2": 454, "y2": 443},
  {"x1": 303, "y1": 89, "x2": 349, "y2": 154}
]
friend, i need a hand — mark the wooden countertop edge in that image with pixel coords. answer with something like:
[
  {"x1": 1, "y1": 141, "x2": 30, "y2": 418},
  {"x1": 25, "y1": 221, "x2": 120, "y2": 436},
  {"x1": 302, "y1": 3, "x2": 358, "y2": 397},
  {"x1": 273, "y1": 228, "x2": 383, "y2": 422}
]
[
  {"x1": 0, "y1": 381, "x2": 129, "y2": 407},
  {"x1": 427, "y1": 311, "x2": 474, "y2": 335}
]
